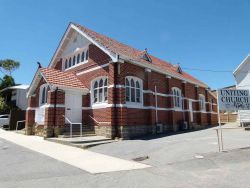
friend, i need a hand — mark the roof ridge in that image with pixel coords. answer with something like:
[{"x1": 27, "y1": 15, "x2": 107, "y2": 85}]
[
  {"x1": 70, "y1": 22, "x2": 207, "y2": 87},
  {"x1": 72, "y1": 23, "x2": 146, "y2": 54}
]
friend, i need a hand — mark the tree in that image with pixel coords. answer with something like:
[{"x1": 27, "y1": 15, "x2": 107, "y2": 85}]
[
  {"x1": 0, "y1": 96, "x2": 8, "y2": 111},
  {"x1": 0, "y1": 59, "x2": 20, "y2": 76},
  {"x1": 0, "y1": 75, "x2": 15, "y2": 90}
]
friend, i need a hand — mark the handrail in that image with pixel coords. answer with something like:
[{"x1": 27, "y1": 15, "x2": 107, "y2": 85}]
[
  {"x1": 89, "y1": 115, "x2": 99, "y2": 124},
  {"x1": 89, "y1": 115, "x2": 110, "y2": 125},
  {"x1": 16, "y1": 120, "x2": 25, "y2": 132},
  {"x1": 62, "y1": 115, "x2": 82, "y2": 137}
]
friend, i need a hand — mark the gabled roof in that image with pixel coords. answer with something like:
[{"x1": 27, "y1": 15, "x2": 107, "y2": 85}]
[
  {"x1": 233, "y1": 54, "x2": 250, "y2": 76},
  {"x1": 49, "y1": 22, "x2": 208, "y2": 87},
  {"x1": 40, "y1": 68, "x2": 86, "y2": 89},
  {"x1": 27, "y1": 68, "x2": 87, "y2": 96}
]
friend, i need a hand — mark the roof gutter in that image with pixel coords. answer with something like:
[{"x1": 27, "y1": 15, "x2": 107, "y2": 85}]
[
  {"x1": 118, "y1": 55, "x2": 208, "y2": 88},
  {"x1": 233, "y1": 54, "x2": 250, "y2": 76}
]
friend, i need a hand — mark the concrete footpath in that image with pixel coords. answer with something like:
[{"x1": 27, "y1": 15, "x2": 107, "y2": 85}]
[{"x1": 0, "y1": 129, "x2": 150, "y2": 174}]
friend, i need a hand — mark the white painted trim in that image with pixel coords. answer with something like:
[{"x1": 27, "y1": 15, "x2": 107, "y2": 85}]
[
  {"x1": 119, "y1": 56, "x2": 208, "y2": 88},
  {"x1": 125, "y1": 76, "x2": 143, "y2": 105},
  {"x1": 233, "y1": 54, "x2": 250, "y2": 75},
  {"x1": 108, "y1": 84, "x2": 125, "y2": 88},
  {"x1": 27, "y1": 107, "x2": 36, "y2": 110},
  {"x1": 71, "y1": 24, "x2": 118, "y2": 61},
  {"x1": 76, "y1": 63, "x2": 109, "y2": 76},
  {"x1": 90, "y1": 76, "x2": 108, "y2": 105},
  {"x1": 145, "y1": 68, "x2": 151, "y2": 72},
  {"x1": 48, "y1": 23, "x2": 207, "y2": 88},
  {"x1": 46, "y1": 104, "x2": 65, "y2": 108},
  {"x1": 82, "y1": 103, "x2": 217, "y2": 114},
  {"x1": 64, "y1": 60, "x2": 88, "y2": 71},
  {"x1": 49, "y1": 23, "x2": 118, "y2": 69},
  {"x1": 27, "y1": 70, "x2": 42, "y2": 97},
  {"x1": 49, "y1": 25, "x2": 72, "y2": 68}
]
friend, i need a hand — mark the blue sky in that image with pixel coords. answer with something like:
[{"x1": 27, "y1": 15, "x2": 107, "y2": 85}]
[{"x1": 0, "y1": 0, "x2": 250, "y2": 89}]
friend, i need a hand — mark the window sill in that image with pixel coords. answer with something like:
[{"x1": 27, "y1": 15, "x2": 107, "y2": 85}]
[
  {"x1": 173, "y1": 107, "x2": 183, "y2": 111},
  {"x1": 125, "y1": 102, "x2": 143, "y2": 108},
  {"x1": 91, "y1": 102, "x2": 108, "y2": 108}
]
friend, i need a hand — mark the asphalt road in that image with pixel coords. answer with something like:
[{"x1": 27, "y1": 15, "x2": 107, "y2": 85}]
[{"x1": 1, "y1": 124, "x2": 250, "y2": 188}]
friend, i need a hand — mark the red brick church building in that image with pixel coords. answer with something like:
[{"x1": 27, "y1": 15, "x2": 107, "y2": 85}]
[{"x1": 26, "y1": 22, "x2": 218, "y2": 138}]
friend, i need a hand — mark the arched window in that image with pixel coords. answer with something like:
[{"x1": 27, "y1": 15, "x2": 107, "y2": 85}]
[
  {"x1": 86, "y1": 49, "x2": 89, "y2": 60},
  {"x1": 41, "y1": 86, "x2": 46, "y2": 104},
  {"x1": 73, "y1": 56, "x2": 76, "y2": 66},
  {"x1": 91, "y1": 77, "x2": 108, "y2": 104},
  {"x1": 199, "y1": 94, "x2": 206, "y2": 112},
  {"x1": 77, "y1": 54, "x2": 80, "y2": 64},
  {"x1": 172, "y1": 87, "x2": 182, "y2": 109},
  {"x1": 40, "y1": 84, "x2": 50, "y2": 105},
  {"x1": 125, "y1": 76, "x2": 143, "y2": 104},
  {"x1": 69, "y1": 57, "x2": 72, "y2": 67},
  {"x1": 81, "y1": 51, "x2": 85, "y2": 62},
  {"x1": 64, "y1": 59, "x2": 68, "y2": 69}
]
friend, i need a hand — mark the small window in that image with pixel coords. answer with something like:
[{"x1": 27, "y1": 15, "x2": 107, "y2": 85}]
[
  {"x1": 65, "y1": 59, "x2": 68, "y2": 69},
  {"x1": 86, "y1": 50, "x2": 89, "y2": 60},
  {"x1": 40, "y1": 85, "x2": 50, "y2": 106},
  {"x1": 81, "y1": 51, "x2": 85, "y2": 62},
  {"x1": 73, "y1": 56, "x2": 76, "y2": 66},
  {"x1": 69, "y1": 58, "x2": 72, "y2": 67},
  {"x1": 126, "y1": 78, "x2": 130, "y2": 102},
  {"x1": 172, "y1": 87, "x2": 182, "y2": 109},
  {"x1": 91, "y1": 77, "x2": 108, "y2": 104},
  {"x1": 77, "y1": 54, "x2": 80, "y2": 64},
  {"x1": 125, "y1": 76, "x2": 142, "y2": 104},
  {"x1": 199, "y1": 94, "x2": 206, "y2": 112},
  {"x1": 42, "y1": 87, "x2": 46, "y2": 104}
]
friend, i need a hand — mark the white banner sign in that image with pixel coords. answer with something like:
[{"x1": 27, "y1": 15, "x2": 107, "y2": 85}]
[{"x1": 218, "y1": 89, "x2": 250, "y2": 111}]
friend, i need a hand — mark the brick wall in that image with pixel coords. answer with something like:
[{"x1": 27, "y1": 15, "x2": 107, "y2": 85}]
[{"x1": 26, "y1": 42, "x2": 218, "y2": 138}]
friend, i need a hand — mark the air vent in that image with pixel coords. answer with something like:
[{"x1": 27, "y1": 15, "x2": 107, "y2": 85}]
[
  {"x1": 156, "y1": 123, "x2": 163, "y2": 133},
  {"x1": 141, "y1": 48, "x2": 152, "y2": 62}
]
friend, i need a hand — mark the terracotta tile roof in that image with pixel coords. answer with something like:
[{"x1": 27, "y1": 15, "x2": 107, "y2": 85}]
[
  {"x1": 40, "y1": 68, "x2": 86, "y2": 89},
  {"x1": 73, "y1": 23, "x2": 207, "y2": 87}
]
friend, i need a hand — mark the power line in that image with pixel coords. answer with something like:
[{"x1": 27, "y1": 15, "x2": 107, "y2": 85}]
[
  {"x1": 182, "y1": 67, "x2": 250, "y2": 74},
  {"x1": 182, "y1": 67, "x2": 232, "y2": 73}
]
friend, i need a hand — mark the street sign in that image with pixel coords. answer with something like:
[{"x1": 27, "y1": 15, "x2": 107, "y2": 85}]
[{"x1": 218, "y1": 89, "x2": 250, "y2": 111}]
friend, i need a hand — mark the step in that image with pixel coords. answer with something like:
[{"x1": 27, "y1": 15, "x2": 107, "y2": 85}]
[
  {"x1": 58, "y1": 133, "x2": 96, "y2": 138},
  {"x1": 62, "y1": 131, "x2": 96, "y2": 135},
  {"x1": 70, "y1": 138, "x2": 112, "y2": 144},
  {"x1": 46, "y1": 136, "x2": 115, "y2": 149},
  {"x1": 74, "y1": 140, "x2": 115, "y2": 149},
  {"x1": 64, "y1": 128, "x2": 94, "y2": 131}
]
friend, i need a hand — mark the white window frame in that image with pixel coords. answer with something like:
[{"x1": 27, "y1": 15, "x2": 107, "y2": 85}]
[
  {"x1": 62, "y1": 47, "x2": 89, "y2": 71},
  {"x1": 91, "y1": 77, "x2": 108, "y2": 106},
  {"x1": 39, "y1": 84, "x2": 50, "y2": 106},
  {"x1": 199, "y1": 94, "x2": 206, "y2": 112},
  {"x1": 172, "y1": 87, "x2": 182, "y2": 109},
  {"x1": 125, "y1": 76, "x2": 143, "y2": 106}
]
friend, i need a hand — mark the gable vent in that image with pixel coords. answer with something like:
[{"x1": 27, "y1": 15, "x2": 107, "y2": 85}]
[
  {"x1": 175, "y1": 64, "x2": 182, "y2": 74},
  {"x1": 141, "y1": 48, "x2": 152, "y2": 62}
]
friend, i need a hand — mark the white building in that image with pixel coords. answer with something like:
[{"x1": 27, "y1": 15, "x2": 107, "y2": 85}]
[
  {"x1": 1, "y1": 84, "x2": 29, "y2": 110},
  {"x1": 233, "y1": 55, "x2": 250, "y2": 123}
]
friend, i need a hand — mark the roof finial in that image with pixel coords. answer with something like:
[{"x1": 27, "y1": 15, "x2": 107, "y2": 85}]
[{"x1": 37, "y1": 62, "x2": 42, "y2": 68}]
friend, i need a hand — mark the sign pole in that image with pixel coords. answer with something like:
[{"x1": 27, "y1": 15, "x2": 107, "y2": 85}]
[
  {"x1": 216, "y1": 129, "x2": 221, "y2": 152},
  {"x1": 216, "y1": 89, "x2": 223, "y2": 151}
]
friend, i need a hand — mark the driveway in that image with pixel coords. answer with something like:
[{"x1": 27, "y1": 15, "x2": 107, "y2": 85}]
[
  {"x1": 1, "y1": 123, "x2": 250, "y2": 187},
  {"x1": 90, "y1": 123, "x2": 250, "y2": 167}
]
